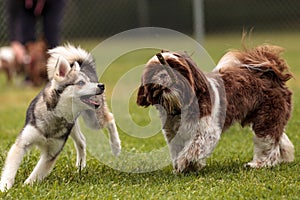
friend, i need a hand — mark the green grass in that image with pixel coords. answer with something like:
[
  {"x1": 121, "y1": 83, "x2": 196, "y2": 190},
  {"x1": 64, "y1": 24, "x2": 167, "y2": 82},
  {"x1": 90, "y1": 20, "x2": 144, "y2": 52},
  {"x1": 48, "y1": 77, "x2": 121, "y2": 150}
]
[{"x1": 0, "y1": 32, "x2": 299, "y2": 199}]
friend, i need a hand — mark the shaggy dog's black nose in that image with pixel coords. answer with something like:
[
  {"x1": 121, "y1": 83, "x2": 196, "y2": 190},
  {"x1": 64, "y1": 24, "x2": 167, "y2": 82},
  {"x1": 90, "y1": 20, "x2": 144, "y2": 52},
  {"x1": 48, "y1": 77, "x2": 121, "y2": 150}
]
[
  {"x1": 98, "y1": 83, "x2": 105, "y2": 91},
  {"x1": 160, "y1": 73, "x2": 167, "y2": 79}
]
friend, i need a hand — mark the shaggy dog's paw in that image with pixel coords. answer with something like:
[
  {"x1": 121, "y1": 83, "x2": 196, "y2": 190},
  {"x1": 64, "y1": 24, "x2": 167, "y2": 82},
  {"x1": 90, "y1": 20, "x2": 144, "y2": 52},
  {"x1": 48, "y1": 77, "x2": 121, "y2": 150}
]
[
  {"x1": 244, "y1": 160, "x2": 266, "y2": 168},
  {"x1": 174, "y1": 158, "x2": 206, "y2": 174},
  {"x1": 174, "y1": 156, "x2": 189, "y2": 173}
]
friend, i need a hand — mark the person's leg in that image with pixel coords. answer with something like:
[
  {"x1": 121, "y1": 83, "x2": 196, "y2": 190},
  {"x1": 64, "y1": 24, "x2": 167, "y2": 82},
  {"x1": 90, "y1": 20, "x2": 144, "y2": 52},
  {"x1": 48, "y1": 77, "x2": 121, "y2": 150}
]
[
  {"x1": 6, "y1": 0, "x2": 23, "y2": 42},
  {"x1": 20, "y1": 2, "x2": 37, "y2": 44},
  {"x1": 42, "y1": 0, "x2": 66, "y2": 48}
]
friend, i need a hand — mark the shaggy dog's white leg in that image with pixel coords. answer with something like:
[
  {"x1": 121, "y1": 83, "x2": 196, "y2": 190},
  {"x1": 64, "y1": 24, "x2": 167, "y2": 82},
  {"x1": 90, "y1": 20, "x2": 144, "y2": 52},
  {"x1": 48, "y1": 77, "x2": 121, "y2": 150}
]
[
  {"x1": 168, "y1": 137, "x2": 186, "y2": 168},
  {"x1": 247, "y1": 133, "x2": 294, "y2": 168},
  {"x1": 174, "y1": 128, "x2": 221, "y2": 173},
  {"x1": 106, "y1": 113, "x2": 121, "y2": 156},
  {"x1": 279, "y1": 133, "x2": 294, "y2": 162},
  {"x1": 70, "y1": 121, "x2": 86, "y2": 169},
  {"x1": 247, "y1": 135, "x2": 279, "y2": 168},
  {"x1": 174, "y1": 77, "x2": 223, "y2": 173}
]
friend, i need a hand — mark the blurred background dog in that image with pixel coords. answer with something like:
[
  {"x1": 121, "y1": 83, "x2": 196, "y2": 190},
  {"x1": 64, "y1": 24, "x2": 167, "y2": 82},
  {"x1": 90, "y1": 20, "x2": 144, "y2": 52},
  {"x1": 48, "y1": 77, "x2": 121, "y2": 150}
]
[{"x1": 0, "y1": 39, "x2": 48, "y2": 86}]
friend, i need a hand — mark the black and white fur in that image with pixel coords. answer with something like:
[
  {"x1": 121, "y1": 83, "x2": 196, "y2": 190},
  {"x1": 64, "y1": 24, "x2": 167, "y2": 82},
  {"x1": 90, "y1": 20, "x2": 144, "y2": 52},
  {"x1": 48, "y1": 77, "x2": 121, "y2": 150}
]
[{"x1": 0, "y1": 45, "x2": 121, "y2": 191}]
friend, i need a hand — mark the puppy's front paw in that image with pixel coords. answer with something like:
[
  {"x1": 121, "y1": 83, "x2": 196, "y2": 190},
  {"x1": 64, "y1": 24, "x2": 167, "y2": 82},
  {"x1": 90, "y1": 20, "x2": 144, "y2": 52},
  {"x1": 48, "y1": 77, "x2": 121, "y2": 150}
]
[
  {"x1": 24, "y1": 177, "x2": 36, "y2": 186},
  {"x1": 0, "y1": 180, "x2": 13, "y2": 192}
]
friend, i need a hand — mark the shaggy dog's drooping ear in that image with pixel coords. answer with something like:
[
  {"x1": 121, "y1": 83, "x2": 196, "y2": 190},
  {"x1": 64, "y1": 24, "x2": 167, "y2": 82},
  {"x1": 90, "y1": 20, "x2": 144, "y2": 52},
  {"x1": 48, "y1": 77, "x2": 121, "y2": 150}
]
[{"x1": 137, "y1": 45, "x2": 294, "y2": 173}]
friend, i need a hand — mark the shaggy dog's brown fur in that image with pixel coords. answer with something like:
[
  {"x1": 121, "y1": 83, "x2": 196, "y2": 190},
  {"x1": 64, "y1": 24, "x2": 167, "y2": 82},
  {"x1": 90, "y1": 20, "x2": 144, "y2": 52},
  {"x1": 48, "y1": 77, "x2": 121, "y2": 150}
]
[{"x1": 137, "y1": 45, "x2": 294, "y2": 173}]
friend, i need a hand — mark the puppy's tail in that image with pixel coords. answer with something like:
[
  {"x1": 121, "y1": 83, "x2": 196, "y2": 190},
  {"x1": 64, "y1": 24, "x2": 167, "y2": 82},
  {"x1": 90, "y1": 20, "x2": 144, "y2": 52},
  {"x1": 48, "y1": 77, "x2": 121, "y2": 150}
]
[{"x1": 239, "y1": 45, "x2": 293, "y2": 83}]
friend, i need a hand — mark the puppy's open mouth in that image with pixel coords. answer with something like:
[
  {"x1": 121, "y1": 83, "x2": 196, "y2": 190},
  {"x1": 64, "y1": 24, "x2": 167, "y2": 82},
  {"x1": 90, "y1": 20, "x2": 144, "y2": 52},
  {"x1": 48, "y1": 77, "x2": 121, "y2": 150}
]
[{"x1": 80, "y1": 94, "x2": 101, "y2": 109}]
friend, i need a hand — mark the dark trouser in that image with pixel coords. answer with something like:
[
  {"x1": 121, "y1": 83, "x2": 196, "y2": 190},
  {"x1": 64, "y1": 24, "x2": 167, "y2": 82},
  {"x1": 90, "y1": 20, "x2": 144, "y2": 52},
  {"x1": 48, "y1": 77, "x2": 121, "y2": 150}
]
[{"x1": 7, "y1": 0, "x2": 66, "y2": 48}]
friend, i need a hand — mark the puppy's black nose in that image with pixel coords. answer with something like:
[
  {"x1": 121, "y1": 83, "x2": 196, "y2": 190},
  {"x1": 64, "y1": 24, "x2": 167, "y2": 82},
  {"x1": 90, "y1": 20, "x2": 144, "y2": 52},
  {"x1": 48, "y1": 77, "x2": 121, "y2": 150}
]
[{"x1": 98, "y1": 83, "x2": 105, "y2": 91}]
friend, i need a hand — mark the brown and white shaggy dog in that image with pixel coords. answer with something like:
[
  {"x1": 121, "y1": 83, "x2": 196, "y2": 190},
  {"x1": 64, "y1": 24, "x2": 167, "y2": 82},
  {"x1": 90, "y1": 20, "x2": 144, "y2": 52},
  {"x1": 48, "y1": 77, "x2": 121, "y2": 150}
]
[{"x1": 136, "y1": 45, "x2": 294, "y2": 173}]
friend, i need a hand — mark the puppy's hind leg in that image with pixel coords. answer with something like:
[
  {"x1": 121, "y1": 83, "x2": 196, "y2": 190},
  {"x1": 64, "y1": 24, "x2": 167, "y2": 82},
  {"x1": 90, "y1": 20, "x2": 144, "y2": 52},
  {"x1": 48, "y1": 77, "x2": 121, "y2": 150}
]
[
  {"x1": 0, "y1": 125, "x2": 38, "y2": 191},
  {"x1": 70, "y1": 121, "x2": 86, "y2": 169},
  {"x1": 94, "y1": 101, "x2": 121, "y2": 156},
  {"x1": 82, "y1": 107, "x2": 121, "y2": 156},
  {"x1": 105, "y1": 112, "x2": 121, "y2": 156}
]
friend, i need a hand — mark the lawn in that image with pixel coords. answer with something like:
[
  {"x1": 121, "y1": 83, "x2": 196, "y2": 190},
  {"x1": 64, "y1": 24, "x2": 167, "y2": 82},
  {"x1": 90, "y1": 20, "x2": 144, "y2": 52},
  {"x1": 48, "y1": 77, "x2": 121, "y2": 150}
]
[{"x1": 0, "y1": 32, "x2": 299, "y2": 199}]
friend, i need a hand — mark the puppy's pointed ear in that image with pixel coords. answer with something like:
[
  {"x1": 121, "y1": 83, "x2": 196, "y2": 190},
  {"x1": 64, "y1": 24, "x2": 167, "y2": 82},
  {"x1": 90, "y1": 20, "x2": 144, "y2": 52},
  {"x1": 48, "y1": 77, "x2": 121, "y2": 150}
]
[{"x1": 54, "y1": 56, "x2": 71, "y2": 82}]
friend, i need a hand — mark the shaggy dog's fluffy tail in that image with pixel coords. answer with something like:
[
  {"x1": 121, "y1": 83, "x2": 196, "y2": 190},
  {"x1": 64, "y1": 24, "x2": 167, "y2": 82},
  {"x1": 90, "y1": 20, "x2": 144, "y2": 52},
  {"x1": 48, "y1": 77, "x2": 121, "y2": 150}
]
[
  {"x1": 215, "y1": 45, "x2": 293, "y2": 84},
  {"x1": 238, "y1": 45, "x2": 293, "y2": 82}
]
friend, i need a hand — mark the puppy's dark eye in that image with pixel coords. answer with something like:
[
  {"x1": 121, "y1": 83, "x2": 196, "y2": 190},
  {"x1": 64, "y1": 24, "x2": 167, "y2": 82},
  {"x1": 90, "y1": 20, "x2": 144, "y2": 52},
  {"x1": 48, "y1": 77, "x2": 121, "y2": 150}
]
[{"x1": 76, "y1": 80, "x2": 85, "y2": 86}]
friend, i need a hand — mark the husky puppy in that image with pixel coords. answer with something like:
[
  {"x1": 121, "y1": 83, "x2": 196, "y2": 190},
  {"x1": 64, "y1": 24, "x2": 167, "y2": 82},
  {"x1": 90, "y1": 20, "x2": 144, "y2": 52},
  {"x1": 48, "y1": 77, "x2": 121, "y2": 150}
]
[{"x1": 0, "y1": 44, "x2": 121, "y2": 191}]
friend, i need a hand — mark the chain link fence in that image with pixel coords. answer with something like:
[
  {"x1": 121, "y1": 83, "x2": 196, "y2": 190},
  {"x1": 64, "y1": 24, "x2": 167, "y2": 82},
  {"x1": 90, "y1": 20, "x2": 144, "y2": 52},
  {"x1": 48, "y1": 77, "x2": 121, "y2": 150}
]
[
  {"x1": 0, "y1": 0, "x2": 299, "y2": 46},
  {"x1": 205, "y1": 0, "x2": 300, "y2": 33}
]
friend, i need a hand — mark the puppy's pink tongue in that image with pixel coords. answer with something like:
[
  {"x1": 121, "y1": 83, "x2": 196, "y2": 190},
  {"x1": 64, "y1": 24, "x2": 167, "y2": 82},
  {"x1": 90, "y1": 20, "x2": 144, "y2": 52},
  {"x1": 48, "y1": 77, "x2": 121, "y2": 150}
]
[{"x1": 88, "y1": 96, "x2": 100, "y2": 105}]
